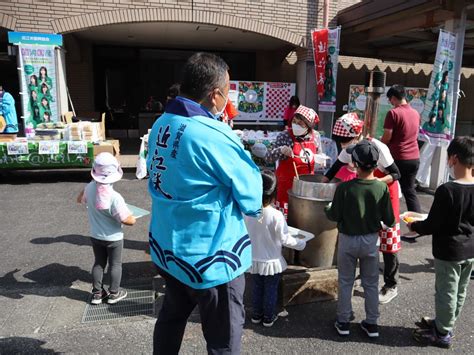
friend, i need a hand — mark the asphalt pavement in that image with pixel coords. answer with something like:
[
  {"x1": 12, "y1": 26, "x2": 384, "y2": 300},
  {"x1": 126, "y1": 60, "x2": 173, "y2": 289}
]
[{"x1": 0, "y1": 169, "x2": 473, "y2": 354}]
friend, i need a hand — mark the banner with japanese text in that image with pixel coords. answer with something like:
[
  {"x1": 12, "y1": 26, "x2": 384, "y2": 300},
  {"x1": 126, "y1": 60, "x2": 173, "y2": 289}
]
[
  {"x1": 311, "y1": 27, "x2": 340, "y2": 112},
  {"x1": 19, "y1": 44, "x2": 58, "y2": 130},
  {"x1": 420, "y1": 29, "x2": 457, "y2": 146}
]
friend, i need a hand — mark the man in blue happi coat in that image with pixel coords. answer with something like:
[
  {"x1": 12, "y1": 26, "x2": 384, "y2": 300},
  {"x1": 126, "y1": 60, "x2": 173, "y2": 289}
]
[{"x1": 148, "y1": 53, "x2": 262, "y2": 354}]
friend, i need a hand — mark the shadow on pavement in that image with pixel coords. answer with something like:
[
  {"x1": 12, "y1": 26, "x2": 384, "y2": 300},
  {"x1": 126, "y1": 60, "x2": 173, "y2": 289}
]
[
  {"x1": 0, "y1": 337, "x2": 58, "y2": 354},
  {"x1": 0, "y1": 262, "x2": 156, "y2": 301},
  {"x1": 30, "y1": 234, "x2": 150, "y2": 254},
  {"x1": 399, "y1": 259, "x2": 434, "y2": 274},
  {"x1": 246, "y1": 300, "x2": 421, "y2": 348}
]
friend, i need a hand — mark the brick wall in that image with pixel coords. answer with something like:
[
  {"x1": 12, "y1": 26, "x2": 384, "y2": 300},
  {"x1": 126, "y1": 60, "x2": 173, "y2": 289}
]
[{"x1": 1, "y1": 0, "x2": 358, "y2": 43}]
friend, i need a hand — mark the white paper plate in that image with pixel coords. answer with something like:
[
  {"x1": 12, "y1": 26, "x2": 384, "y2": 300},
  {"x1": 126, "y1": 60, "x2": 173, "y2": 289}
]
[
  {"x1": 400, "y1": 211, "x2": 428, "y2": 224},
  {"x1": 288, "y1": 226, "x2": 315, "y2": 243}
]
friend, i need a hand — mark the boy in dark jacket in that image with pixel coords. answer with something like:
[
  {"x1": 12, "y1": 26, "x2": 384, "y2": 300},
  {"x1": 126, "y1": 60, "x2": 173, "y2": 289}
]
[{"x1": 410, "y1": 136, "x2": 474, "y2": 349}]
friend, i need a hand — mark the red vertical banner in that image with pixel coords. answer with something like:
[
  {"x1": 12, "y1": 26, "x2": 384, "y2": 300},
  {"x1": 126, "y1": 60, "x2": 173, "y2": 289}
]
[{"x1": 311, "y1": 28, "x2": 328, "y2": 101}]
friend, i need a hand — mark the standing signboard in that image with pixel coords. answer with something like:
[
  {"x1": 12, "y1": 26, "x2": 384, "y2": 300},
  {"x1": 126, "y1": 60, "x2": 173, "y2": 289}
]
[
  {"x1": 311, "y1": 27, "x2": 341, "y2": 112},
  {"x1": 419, "y1": 29, "x2": 457, "y2": 146},
  {"x1": 8, "y1": 32, "x2": 63, "y2": 131}
]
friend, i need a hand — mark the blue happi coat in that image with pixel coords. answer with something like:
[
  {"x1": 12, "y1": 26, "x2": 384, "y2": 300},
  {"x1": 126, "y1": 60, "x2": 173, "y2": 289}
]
[
  {"x1": 147, "y1": 96, "x2": 262, "y2": 289},
  {"x1": 0, "y1": 92, "x2": 18, "y2": 133}
]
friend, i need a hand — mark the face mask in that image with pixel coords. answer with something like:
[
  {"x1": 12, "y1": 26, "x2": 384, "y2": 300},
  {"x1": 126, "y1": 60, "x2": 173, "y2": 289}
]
[
  {"x1": 213, "y1": 90, "x2": 228, "y2": 120},
  {"x1": 292, "y1": 123, "x2": 307, "y2": 136},
  {"x1": 448, "y1": 164, "x2": 456, "y2": 179}
]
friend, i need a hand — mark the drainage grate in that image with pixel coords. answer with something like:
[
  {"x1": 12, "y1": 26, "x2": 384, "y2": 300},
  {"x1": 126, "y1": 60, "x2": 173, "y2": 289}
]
[{"x1": 82, "y1": 285, "x2": 155, "y2": 323}]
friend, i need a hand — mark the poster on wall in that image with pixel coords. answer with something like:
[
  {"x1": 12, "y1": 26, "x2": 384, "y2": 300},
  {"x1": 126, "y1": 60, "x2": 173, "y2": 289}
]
[
  {"x1": 237, "y1": 82, "x2": 265, "y2": 120},
  {"x1": 265, "y1": 82, "x2": 295, "y2": 120},
  {"x1": 420, "y1": 29, "x2": 457, "y2": 146},
  {"x1": 348, "y1": 85, "x2": 428, "y2": 139},
  {"x1": 231, "y1": 80, "x2": 296, "y2": 121},
  {"x1": 311, "y1": 27, "x2": 341, "y2": 112},
  {"x1": 19, "y1": 44, "x2": 58, "y2": 128}
]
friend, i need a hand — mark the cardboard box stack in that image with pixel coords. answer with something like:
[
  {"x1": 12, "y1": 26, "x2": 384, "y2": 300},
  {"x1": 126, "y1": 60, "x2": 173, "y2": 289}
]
[{"x1": 66, "y1": 123, "x2": 82, "y2": 141}]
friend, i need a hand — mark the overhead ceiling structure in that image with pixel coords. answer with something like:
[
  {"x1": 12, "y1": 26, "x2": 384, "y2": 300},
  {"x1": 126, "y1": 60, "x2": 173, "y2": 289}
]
[
  {"x1": 337, "y1": 0, "x2": 474, "y2": 67},
  {"x1": 73, "y1": 22, "x2": 290, "y2": 52}
]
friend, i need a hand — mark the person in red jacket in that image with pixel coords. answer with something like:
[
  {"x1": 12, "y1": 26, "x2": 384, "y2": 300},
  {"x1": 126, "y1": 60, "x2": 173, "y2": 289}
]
[{"x1": 265, "y1": 105, "x2": 320, "y2": 218}]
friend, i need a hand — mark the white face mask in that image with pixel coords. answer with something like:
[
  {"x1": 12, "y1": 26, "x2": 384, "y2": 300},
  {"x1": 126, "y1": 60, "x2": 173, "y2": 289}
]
[
  {"x1": 213, "y1": 90, "x2": 228, "y2": 120},
  {"x1": 292, "y1": 123, "x2": 307, "y2": 137}
]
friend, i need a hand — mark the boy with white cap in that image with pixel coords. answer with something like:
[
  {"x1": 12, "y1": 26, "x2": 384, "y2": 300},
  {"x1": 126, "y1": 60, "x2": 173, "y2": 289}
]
[{"x1": 77, "y1": 152, "x2": 136, "y2": 305}]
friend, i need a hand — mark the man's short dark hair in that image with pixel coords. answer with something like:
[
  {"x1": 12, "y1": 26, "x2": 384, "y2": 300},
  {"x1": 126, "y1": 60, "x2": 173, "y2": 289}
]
[
  {"x1": 386, "y1": 85, "x2": 406, "y2": 101},
  {"x1": 167, "y1": 83, "x2": 180, "y2": 99},
  {"x1": 447, "y1": 136, "x2": 473, "y2": 168},
  {"x1": 180, "y1": 53, "x2": 229, "y2": 101}
]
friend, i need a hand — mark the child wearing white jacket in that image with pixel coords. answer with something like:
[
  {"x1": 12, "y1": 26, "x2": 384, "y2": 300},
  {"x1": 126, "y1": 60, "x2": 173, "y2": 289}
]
[{"x1": 244, "y1": 170, "x2": 306, "y2": 327}]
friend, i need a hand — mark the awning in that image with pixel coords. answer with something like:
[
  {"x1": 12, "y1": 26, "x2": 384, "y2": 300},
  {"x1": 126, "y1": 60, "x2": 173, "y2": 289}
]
[{"x1": 337, "y1": 0, "x2": 474, "y2": 67}]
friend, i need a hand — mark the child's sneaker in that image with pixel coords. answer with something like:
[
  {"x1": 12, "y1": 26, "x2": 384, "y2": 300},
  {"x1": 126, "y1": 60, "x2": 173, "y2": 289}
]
[
  {"x1": 90, "y1": 290, "x2": 109, "y2": 305},
  {"x1": 335, "y1": 321, "x2": 350, "y2": 336},
  {"x1": 360, "y1": 321, "x2": 379, "y2": 338},
  {"x1": 263, "y1": 315, "x2": 278, "y2": 327},
  {"x1": 107, "y1": 289, "x2": 127, "y2": 304},
  {"x1": 251, "y1": 315, "x2": 263, "y2": 324},
  {"x1": 413, "y1": 327, "x2": 452, "y2": 349},
  {"x1": 379, "y1": 286, "x2": 398, "y2": 304}
]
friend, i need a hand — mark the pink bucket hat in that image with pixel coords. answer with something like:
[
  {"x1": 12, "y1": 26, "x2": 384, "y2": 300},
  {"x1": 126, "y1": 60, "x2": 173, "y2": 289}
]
[
  {"x1": 332, "y1": 112, "x2": 364, "y2": 137},
  {"x1": 91, "y1": 152, "x2": 123, "y2": 184},
  {"x1": 294, "y1": 105, "x2": 319, "y2": 126}
]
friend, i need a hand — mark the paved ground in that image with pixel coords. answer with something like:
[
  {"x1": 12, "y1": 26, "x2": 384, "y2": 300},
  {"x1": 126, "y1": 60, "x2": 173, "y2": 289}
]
[{"x1": 0, "y1": 169, "x2": 473, "y2": 354}]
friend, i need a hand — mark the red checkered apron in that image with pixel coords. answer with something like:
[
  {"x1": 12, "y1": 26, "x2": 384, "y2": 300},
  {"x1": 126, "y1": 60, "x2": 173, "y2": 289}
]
[
  {"x1": 374, "y1": 169, "x2": 401, "y2": 253},
  {"x1": 275, "y1": 130, "x2": 316, "y2": 219}
]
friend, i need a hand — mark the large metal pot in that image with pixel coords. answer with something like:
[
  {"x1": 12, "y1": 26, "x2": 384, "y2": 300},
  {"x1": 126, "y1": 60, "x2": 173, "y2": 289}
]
[{"x1": 287, "y1": 174, "x2": 338, "y2": 268}]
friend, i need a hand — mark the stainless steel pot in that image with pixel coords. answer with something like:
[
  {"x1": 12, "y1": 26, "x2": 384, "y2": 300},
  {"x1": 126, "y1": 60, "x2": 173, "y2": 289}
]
[{"x1": 287, "y1": 174, "x2": 338, "y2": 268}]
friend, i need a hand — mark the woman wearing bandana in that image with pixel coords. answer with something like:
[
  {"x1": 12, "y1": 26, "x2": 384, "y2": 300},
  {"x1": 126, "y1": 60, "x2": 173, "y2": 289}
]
[{"x1": 265, "y1": 105, "x2": 320, "y2": 218}]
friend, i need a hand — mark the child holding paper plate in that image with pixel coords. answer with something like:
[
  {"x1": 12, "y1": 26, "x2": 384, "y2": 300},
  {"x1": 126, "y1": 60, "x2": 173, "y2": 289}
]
[
  {"x1": 244, "y1": 170, "x2": 306, "y2": 327},
  {"x1": 77, "y1": 152, "x2": 136, "y2": 305}
]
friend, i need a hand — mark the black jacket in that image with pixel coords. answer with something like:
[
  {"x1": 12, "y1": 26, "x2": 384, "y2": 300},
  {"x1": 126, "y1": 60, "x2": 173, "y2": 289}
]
[{"x1": 412, "y1": 182, "x2": 474, "y2": 261}]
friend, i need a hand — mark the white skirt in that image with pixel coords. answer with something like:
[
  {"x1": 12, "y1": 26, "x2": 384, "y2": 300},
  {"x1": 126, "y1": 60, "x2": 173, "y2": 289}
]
[{"x1": 248, "y1": 258, "x2": 287, "y2": 276}]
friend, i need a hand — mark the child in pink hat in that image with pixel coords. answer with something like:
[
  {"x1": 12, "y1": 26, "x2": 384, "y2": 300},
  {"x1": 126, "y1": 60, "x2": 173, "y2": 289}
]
[{"x1": 77, "y1": 152, "x2": 136, "y2": 305}]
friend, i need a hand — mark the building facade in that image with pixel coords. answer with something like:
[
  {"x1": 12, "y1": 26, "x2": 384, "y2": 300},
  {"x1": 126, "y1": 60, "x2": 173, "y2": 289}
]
[{"x1": 1, "y1": 0, "x2": 472, "y2": 141}]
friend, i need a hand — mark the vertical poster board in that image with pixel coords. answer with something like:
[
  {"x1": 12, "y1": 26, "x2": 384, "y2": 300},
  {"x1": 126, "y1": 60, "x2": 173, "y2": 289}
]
[
  {"x1": 19, "y1": 45, "x2": 58, "y2": 127},
  {"x1": 420, "y1": 29, "x2": 457, "y2": 145},
  {"x1": 8, "y1": 32, "x2": 63, "y2": 132},
  {"x1": 348, "y1": 85, "x2": 427, "y2": 139},
  {"x1": 231, "y1": 80, "x2": 296, "y2": 121},
  {"x1": 311, "y1": 27, "x2": 341, "y2": 112}
]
